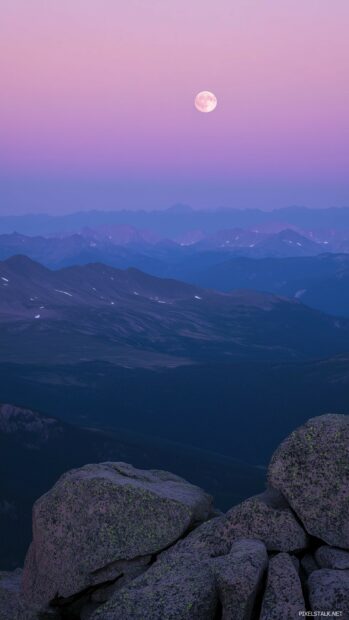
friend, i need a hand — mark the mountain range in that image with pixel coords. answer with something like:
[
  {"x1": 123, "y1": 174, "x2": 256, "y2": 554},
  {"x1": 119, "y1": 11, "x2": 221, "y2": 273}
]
[
  {"x1": 1, "y1": 255, "x2": 348, "y2": 366},
  {"x1": 2, "y1": 206, "x2": 349, "y2": 580},
  {"x1": 1, "y1": 227, "x2": 349, "y2": 319},
  {"x1": 0, "y1": 227, "x2": 343, "y2": 268},
  {"x1": 2, "y1": 205, "x2": 349, "y2": 237}
]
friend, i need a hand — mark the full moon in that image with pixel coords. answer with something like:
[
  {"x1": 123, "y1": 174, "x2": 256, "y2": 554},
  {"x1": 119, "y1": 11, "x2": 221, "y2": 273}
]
[{"x1": 195, "y1": 91, "x2": 217, "y2": 113}]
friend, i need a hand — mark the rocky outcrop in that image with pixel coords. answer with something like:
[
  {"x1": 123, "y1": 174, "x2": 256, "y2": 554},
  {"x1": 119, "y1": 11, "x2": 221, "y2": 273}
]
[
  {"x1": 90, "y1": 555, "x2": 217, "y2": 620},
  {"x1": 213, "y1": 539, "x2": 268, "y2": 620},
  {"x1": 159, "y1": 488, "x2": 308, "y2": 562},
  {"x1": 308, "y1": 570, "x2": 349, "y2": 614},
  {"x1": 268, "y1": 413, "x2": 349, "y2": 548},
  {"x1": 1, "y1": 413, "x2": 349, "y2": 619},
  {"x1": 22, "y1": 462, "x2": 213, "y2": 609},
  {"x1": 0, "y1": 403, "x2": 61, "y2": 442},
  {"x1": 315, "y1": 545, "x2": 349, "y2": 569},
  {"x1": 260, "y1": 553, "x2": 305, "y2": 619},
  {"x1": 224, "y1": 488, "x2": 309, "y2": 552}
]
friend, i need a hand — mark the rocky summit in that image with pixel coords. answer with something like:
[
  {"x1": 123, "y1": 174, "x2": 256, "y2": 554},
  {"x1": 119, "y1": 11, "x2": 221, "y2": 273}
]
[{"x1": 1, "y1": 414, "x2": 349, "y2": 619}]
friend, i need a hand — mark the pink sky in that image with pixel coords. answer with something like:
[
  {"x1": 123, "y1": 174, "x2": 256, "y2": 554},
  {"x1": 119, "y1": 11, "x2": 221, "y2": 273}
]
[{"x1": 0, "y1": 0, "x2": 348, "y2": 212}]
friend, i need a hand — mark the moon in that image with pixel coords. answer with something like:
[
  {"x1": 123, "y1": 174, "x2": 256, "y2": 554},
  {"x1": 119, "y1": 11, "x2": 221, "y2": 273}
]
[{"x1": 195, "y1": 91, "x2": 217, "y2": 113}]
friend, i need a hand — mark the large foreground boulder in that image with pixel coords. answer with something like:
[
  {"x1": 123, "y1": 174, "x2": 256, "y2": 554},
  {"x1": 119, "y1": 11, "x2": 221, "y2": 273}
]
[
  {"x1": 308, "y1": 569, "x2": 349, "y2": 616},
  {"x1": 268, "y1": 414, "x2": 349, "y2": 548},
  {"x1": 90, "y1": 555, "x2": 217, "y2": 620},
  {"x1": 22, "y1": 461, "x2": 213, "y2": 609},
  {"x1": 260, "y1": 553, "x2": 305, "y2": 619},
  {"x1": 160, "y1": 514, "x2": 234, "y2": 560},
  {"x1": 315, "y1": 546, "x2": 349, "y2": 570},
  {"x1": 225, "y1": 489, "x2": 308, "y2": 552},
  {"x1": 162, "y1": 488, "x2": 308, "y2": 561},
  {"x1": 213, "y1": 539, "x2": 268, "y2": 620}
]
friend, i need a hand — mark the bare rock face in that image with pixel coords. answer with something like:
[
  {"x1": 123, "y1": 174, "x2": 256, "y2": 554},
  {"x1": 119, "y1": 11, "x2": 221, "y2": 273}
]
[
  {"x1": 159, "y1": 514, "x2": 233, "y2": 560},
  {"x1": 213, "y1": 539, "x2": 268, "y2": 620},
  {"x1": 268, "y1": 414, "x2": 349, "y2": 548},
  {"x1": 22, "y1": 461, "x2": 213, "y2": 609},
  {"x1": 260, "y1": 553, "x2": 305, "y2": 619},
  {"x1": 308, "y1": 569, "x2": 349, "y2": 616},
  {"x1": 89, "y1": 555, "x2": 217, "y2": 620},
  {"x1": 224, "y1": 489, "x2": 308, "y2": 552},
  {"x1": 315, "y1": 546, "x2": 349, "y2": 570},
  {"x1": 162, "y1": 488, "x2": 307, "y2": 562}
]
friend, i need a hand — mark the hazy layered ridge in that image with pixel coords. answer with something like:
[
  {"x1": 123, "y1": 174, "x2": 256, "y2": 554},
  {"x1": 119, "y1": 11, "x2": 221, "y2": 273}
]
[
  {"x1": 2, "y1": 205, "x2": 349, "y2": 237},
  {"x1": 0, "y1": 256, "x2": 348, "y2": 366},
  {"x1": 0, "y1": 226, "x2": 342, "y2": 271},
  {"x1": 2, "y1": 227, "x2": 349, "y2": 317}
]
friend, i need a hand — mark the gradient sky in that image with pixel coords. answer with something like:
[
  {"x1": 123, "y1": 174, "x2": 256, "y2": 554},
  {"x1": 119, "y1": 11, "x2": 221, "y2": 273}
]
[{"x1": 1, "y1": 0, "x2": 349, "y2": 213}]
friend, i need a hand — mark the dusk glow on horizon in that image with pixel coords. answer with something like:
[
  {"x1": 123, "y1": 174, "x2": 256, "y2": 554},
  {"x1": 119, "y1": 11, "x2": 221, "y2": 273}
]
[{"x1": 1, "y1": 0, "x2": 349, "y2": 213}]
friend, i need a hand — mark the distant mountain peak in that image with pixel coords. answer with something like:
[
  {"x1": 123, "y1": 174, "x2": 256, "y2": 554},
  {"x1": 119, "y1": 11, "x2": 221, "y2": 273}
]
[{"x1": 3, "y1": 254, "x2": 50, "y2": 274}]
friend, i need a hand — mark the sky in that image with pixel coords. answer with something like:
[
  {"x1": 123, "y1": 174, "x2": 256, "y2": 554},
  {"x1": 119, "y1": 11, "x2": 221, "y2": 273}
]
[{"x1": 0, "y1": 0, "x2": 349, "y2": 213}]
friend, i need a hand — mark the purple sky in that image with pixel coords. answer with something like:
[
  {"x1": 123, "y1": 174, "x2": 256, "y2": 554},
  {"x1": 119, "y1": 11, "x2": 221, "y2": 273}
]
[{"x1": 1, "y1": 1, "x2": 349, "y2": 213}]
